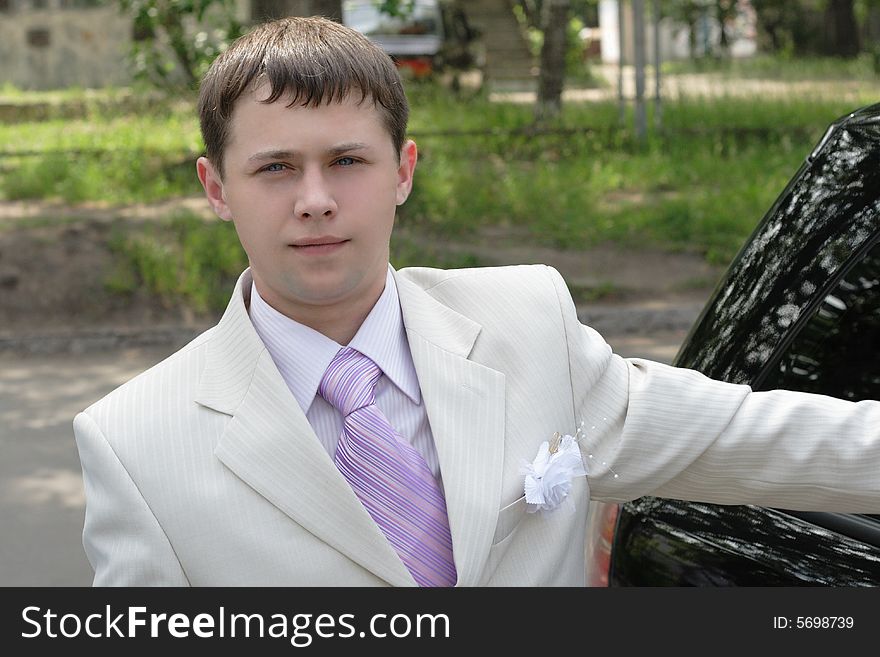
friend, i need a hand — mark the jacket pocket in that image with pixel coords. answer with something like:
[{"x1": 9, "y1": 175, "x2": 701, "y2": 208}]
[{"x1": 492, "y1": 494, "x2": 527, "y2": 546}]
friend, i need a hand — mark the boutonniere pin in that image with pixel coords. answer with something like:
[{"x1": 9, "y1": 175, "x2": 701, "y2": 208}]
[{"x1": 520, "y1": 423, "x2": 588, "y2": 514}]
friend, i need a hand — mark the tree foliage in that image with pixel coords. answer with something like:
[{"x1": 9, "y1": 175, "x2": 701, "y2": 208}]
[
  {"x1": 659, "y1": 1, "x2": 869, "y2": 59},
  {"x1": 665, "y1": 1, "x2": 738, "y2": 57},
  {"x1": 747, "y1": 0, "x2": 863, "y2": 58},
  {"x1": 513, "y1": 0, "x2": 597, "y2": 29},
  {"x1": 121, "y1": 0, "x2": 427, "y2": 91},
  {"x1": 375, "y1": 0, "x2": 415, "y2": 17},
  {"x1": 121, "y1": 0, "x2": 244, "y2": 90}
]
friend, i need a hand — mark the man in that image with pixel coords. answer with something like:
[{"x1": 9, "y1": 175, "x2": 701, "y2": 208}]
[{"x1": 73, "y1": 17, "x2": 880, "y2": 586}]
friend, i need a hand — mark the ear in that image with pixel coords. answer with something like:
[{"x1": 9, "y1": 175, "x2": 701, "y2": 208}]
[
  {"x1": 395, "y1": 140, "x2": 418, "y2": 206},
  {"x1": 196, "y1": 156, "x2": 233, "y2": 221}
]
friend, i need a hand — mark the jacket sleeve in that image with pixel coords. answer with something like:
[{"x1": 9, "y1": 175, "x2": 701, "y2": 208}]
[
  {"x1": 543, "y1": 265, "x2": 880, "y2": 513},
  {"x1": 73, "y1": 411, "x2": 189, "y2": 586}
]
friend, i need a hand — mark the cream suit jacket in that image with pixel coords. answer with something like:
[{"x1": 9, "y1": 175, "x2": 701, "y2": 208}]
[{"x1": 73, "y1": 265, "x2": 880, "y2": 586}]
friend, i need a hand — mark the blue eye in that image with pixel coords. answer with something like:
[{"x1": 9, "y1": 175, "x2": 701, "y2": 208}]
[
  {"x1": 263, "y1": 163, "x2": 285, "y2": 172},
  {"x1": 336, "y1": 157, "x2": 356, "y2": 166}
]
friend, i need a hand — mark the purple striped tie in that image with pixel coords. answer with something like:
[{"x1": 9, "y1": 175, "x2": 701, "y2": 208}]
[{"x1": 319, "y1": 347, "x2": 457, "y2": 587}]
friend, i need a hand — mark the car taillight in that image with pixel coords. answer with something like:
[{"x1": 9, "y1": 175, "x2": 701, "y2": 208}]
[{"x1": 584, "y1": 502, "x2": 620, "y2": 586}]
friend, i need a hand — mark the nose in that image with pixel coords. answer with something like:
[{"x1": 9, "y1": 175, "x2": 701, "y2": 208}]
[{"x1": 294, "y1": 169, "x2": 337, "y2": 220}]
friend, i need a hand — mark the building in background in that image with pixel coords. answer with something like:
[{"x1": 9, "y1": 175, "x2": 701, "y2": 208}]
[
  {"x1": 598, "y1": 0, "x2": 757, "y2": 65},
  {"x1": 0, "y1": 0, "x2": 132, "y2": 89},
  {"x1": 0, "y1": 0, "x2": 251, "y2": 90}
]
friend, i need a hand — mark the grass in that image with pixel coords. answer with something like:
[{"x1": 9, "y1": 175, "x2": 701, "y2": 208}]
[
  {"x1": 105, "y1": 212, "x2": 246, "y2": 312},
  {"x1": 402, "y1": 93, "x2": 855, "y2": 264},
  {"x1": 5, "y1": 62, "x2": 879, "y2": 310},
  {"x1": 0, "y1": 83, "x2": 187, "y2": 121},
  {"x1": 0, "y1": 102, "x2": 203, "y2": 203},
  {"x1": 661, "y1": 53, "x2": 880, "y2": 81}
]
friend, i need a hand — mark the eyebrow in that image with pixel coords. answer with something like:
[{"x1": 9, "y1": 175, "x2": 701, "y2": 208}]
[
  {"x1": 247, "y1": 143, "x2": 370, "y2": 163},
  {"x1": 327, "y1": 142, "x2": 370, "y2": 157}
]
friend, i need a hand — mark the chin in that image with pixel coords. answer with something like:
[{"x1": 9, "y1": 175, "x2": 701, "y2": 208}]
[{"x1": 289, "y1": 278, "x2": 361, "y2": 306}]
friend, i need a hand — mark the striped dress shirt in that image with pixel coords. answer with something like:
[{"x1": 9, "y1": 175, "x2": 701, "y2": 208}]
[{"x1": 248, "y1": 267, "x2": 442, "y2": 477}]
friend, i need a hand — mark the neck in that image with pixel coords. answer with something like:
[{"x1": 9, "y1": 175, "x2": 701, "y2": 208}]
[
  {"x1": 253, "y1": 270, "x2": 388, "y2": 345},
  {"x1": 295, "y1": 299, "x2": 376, "y2": 345}
]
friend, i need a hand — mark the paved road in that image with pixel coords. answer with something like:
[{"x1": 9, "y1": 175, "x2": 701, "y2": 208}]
[
  {"x1": 0, "y1": 346, "x2": 179, "y2": 585},
  {"x1": 0, "y1": 329, "x2": 686, "y2": 586}
]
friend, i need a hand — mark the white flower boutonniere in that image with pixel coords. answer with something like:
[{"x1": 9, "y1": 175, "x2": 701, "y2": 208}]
[{"x1": 520, "y1": 428, "x2": 588, "y2": 514}]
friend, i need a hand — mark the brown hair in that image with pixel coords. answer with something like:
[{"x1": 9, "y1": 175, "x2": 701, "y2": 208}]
[{"x1": 197, "y1": 16, "x2": 409, "y2": 176}]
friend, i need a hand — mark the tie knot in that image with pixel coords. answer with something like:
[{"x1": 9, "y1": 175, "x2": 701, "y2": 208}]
[{"x1": 319, "y1": 347, "x2": 382, "y2": 416}]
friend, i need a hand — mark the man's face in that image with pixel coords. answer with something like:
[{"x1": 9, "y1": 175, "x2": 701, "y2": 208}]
[{"x1": 197, "y1": 87, "x2": 416, "y2": 327}]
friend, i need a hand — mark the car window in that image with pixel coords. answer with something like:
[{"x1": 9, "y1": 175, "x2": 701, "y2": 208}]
[
  {"x1": 673, "y1": 112, "x2": 880, "y2": 386},
  {"x1": 758, "y1": 240, "x2": 880, "y2": 402}
]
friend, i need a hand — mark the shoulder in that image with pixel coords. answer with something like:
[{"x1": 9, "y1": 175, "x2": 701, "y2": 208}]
[
  {"x1": 79, "y1": 327, "x2": 215, "y2": 424},
  {"x1": 396, "y1": 263, "x2": 563, "y2": 288},
  {"x1": 396, "y1": 264, "x2": 571, "y2": 308},
  {"x1": 396, "y1": 264, "x2": 579, "y2": 343}
]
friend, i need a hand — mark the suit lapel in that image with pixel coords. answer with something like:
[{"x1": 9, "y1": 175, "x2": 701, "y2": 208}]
[
  {"x1": 195, "y1": 269, "x2": 509, "y2": 587},
  {"x1": 195, "y1": 271, "x2": 414, "y2": 587},
  {"x1": 395, "y1": 272, "x2": 507, "y2": 587}
]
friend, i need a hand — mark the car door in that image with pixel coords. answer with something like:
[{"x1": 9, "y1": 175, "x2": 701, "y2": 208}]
[
  {"x1": 609, "y1": 241, "x2": 880, "y2": 585},
  {"x1": 605, "y1": 103, "x2": 880, "y2": 586}
]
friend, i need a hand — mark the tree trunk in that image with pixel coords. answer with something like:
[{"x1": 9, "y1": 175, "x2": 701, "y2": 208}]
[
  {"x1": 159, "y1": 5, "x2": 198, "y2": 87},
  {"x1": 716, "y1": 0, "x2": 737, "y2": 56},
  {"x1": 868, "y1": 6, "x2": 880, "y2": 43},
  {"x1": 308, "y1": 0, "x2": 343, "y2": 22},
  {"x1": 751, "y1": 0, "x2": 786, "y2": 53},
  {"x1": 252, "y1": 0, "x2": 342, "y2": 22},
  {"x1": 517, "y1": 0, "x2": 541, "y2": 31},
  {"x1": 825, "y1": 0, "x2": 859, "y2": 58},
  {"x1": 535, "y1": 0, "x2": 570, "y2": 122}
]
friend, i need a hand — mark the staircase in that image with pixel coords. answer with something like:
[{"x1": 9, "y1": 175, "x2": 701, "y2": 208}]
[{"x1": 464, "y1": 0, "x2": 537, "y2": 91}]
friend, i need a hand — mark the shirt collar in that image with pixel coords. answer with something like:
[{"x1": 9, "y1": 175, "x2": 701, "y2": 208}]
[{"x1": 248, "y1": 267, "x2": 421, "y2": 413}]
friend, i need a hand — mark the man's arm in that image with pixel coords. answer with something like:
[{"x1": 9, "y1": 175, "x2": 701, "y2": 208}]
[
  {"x1": 543, "y1": 265, "x2": 880, "y2": 513},
  {"x1": 597, "y1": 356, "x2": 880, "y2": 511},
  {"x1": 74, "y1": 412, "x2": 189, "y2": 586}
]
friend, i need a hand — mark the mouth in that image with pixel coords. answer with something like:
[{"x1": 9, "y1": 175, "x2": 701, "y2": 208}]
[{"x1": 289, "y1": 237, "x2": 349, "y2": 253}]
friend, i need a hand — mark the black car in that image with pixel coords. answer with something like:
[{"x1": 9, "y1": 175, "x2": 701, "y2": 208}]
[{"x1": 585, "y1": 102, "x2": 880, "y2": 586}]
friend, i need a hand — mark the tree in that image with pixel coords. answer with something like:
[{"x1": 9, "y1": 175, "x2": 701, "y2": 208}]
[
  {"x1": 516, "y1": 0, "x2": 598, "y2": 25},
  {"x1": 375, "y1": 0, "x2": 413, "y2": 17},
  {"x1": 515, "y1": 0, "x2": 542, "y2": 30},
  {"x1": 715, "y1": 0, "x2": 739, "y2": 55},
  {"x1": 672, "y1": 1, "x2": 707, "y2": 58},
  {"x1": 825, "y1": 0, "x2": 860, "y2": 57},
  {"x1": 751, "y1": 0, "x2": 864, "y2": 57},
  {"x1": 122, "y1": 0, "x2": 352, "y2": 91},
  {"x1": 663, "y1": 0, "x2": 738, "y2": 59},
  {"x1": 252, "y1": 1, "x2": 343, "y2": 22},
  {"x1": 535, "y1": 0, "x2": 571, "y2": 122},
  {"x1": 751, "y1": 0, "x2": 792, "y2": 52},
  {"x1": 309, "y1": 0, "x2": 343, "y2": 21},
  {"x1": 122, "y1": 0, "x2": 244, "y2": 90}
]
